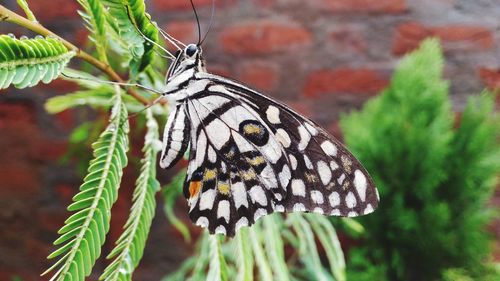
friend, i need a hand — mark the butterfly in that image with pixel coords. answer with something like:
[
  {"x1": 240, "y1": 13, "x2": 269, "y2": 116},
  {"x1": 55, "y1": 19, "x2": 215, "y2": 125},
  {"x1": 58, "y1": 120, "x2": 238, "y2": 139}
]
[{"x1": 157, "y1": 41, "x2": 380, "y2": 237}]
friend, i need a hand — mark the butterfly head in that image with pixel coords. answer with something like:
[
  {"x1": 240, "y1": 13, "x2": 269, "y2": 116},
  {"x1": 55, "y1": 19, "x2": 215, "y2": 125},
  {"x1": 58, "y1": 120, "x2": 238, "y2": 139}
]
[{"x1": 166, "y1": 43, "x2": 206, "y2": 81}]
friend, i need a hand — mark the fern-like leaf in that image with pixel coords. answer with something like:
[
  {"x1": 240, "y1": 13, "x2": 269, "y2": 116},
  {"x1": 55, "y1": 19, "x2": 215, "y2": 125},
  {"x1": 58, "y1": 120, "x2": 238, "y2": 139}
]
[
  {"x1": 101, "y1": 0, "x2": 159, "y2": 76},
  {"x1": 42, "y1": 86, "x2": 129, "y2": 281},
  {"x1": 77, "y1": 0, "x2": 108, "y2": 62},
  {"x1": 0, "y1": 35, "x2": 75, "y2": 89},
  {"x1": 207, "y1": 235, "x2": 229, "y2": 281},
  {"x1": 100, "y1": 108, "x2": 161, "y2": 281}
]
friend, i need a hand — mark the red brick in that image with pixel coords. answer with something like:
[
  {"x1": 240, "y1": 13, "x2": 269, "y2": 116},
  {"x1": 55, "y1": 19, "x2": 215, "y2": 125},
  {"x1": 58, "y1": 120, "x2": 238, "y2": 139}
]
[
  {"x1": 25, "y1": 0, "x2": 80, "y2": 21},
  {"x1": 317, "y1": 0, "x2": 407, "y2": 14},
  {"x1": 393, "y1": 22, "x2": 495, "y2": 55},
  {"x1": 478, "y1": 67, "x2": 500, "y2": 90},
  {"x1": 303, "y1": 68, "x2": 388, "y2": 97},
  {"x1": 154, "y1": 0, "x2": 231, "y2": 11},
  {"x1": 163, "y1": 21, "x2": 197, "y2": 47},
  {"x1": 329, "y1": 25, "x2": 367, "y2": 55},
  {"x1": 220, "y1": 20, "x2": 312, "y2": 55},
  {"x1": 237, "y1": 62, "x2": 279, "y2": 92}
]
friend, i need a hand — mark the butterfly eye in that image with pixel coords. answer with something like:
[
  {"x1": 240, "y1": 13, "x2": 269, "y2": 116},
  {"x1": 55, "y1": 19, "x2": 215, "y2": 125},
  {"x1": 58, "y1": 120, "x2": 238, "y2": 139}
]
[{"x1": 185, "y1": 44, "x2": 198, "y2": 57}]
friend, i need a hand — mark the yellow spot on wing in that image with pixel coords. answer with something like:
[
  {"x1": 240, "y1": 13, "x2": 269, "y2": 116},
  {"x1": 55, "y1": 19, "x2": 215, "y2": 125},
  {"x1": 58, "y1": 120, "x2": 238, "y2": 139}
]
[
  {"x1": 242, "y1": 169, "x2": 257, "y2": 181},
  {"x1": 218, "y1": 182, "x2": 230, "y2": 195},
  {"x1": 305, "y1": 172, "x2": 318, "y2": 183},
  {"x1": 247, "y1": 156, "x2": 265, "y2": 166},
  {"x1": 204, "y1": 169, "x2": 217, "y2": 181},
  {"x1": 243, "y1": 124, "x2": 262, "y2": 135}
]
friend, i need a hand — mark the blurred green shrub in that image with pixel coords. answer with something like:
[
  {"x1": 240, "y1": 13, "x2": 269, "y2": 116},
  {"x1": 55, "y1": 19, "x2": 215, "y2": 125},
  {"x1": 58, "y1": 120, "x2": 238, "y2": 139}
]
[{"x1": 341, "y1": 39, "x2": 500, "y2": 281}]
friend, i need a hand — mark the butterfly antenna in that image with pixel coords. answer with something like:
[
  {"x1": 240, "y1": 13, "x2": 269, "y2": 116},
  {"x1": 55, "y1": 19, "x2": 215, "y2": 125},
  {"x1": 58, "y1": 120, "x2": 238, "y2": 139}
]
[
  {"x1": 199, "y1": 0, "x2": 215, "y2": 46},
  {"x1": 190, "y1": 0, "x2": 202, "y2": 45},
  {"x1": 127, "y1": 95, "x2": 165, "y2": 119},
  {"x1": 146, "y1": 16, "x2": 186, "y2": 49},
  {"x1": 124, "y1": 5, "x2": 177, "y2": 59},
  {"x1": 61, "y1": 72, "x2": 164, "y2": 95}
]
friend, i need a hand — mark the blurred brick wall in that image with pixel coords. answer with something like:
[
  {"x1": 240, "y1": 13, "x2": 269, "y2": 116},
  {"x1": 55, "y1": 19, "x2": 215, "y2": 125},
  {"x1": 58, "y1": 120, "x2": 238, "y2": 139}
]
[{"x1": 1, "y1": 0, "x2": 499, "y2": 280}]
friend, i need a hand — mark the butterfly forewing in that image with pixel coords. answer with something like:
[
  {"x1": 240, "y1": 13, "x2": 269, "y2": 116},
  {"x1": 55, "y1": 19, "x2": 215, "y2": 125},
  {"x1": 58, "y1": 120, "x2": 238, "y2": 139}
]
[{"x1": 162, "y1": 73, "x2": 379, "y2": 236}]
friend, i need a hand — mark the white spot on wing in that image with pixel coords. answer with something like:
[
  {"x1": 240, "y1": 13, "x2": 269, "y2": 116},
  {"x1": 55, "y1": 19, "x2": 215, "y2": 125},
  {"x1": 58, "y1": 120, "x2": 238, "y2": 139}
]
[
  {"x1": 276, "y1": 128, "x2": 291, "y2": 148},
  {"x1": 317, "y1": 161, "x2": 332, "y2": 185},
  {"x1": 291, "y1": 179, "x2": 306, "y2": 197},
  {"x1": 199, "y1": 189, "x2": 216, "y2": 210},
  {"x1": 217, "y1": 200, "x2": 230, "y2": 223},
  {"x1": 232, "y1": 182, "x2": 248, "y2": 208},
  {"x1": 279, "y1": 165, "x2": 291, "y2": 188},
  {"x1": 337, "y1": 174, "x2": 346, "y2": 185},
  {"x1": 330, "y1": 160, "x2": 339, "y2": 171},
  {"x1": 305, "y1": 122, "x2": 318, "y2": 136},
  {"x1": 196, "y1": 217, "x2": 209, "y2": 228},
  {"x1": 313, "y1": 207, "x2": 324, "y2": 214},
  {"x1": 321, "y1": 141, "x2": 337, "y2": 156},
  {"x1": 266, "y1": 105, "x2": 281, "y2": 124},
  {"x1": 348, "y1": 211, "x2": 358, "y2": 217},
  {"x1": 235, "y1": 217, "x2": 249, "y2": 232},
  {"x1": 346, "y1": 192, "x2": 357, "y2": 208},
  {"x1": 363, "y1": 204, "x2": 374, "y2": 215},
  {"x1": 275, "y1": 205, "x2": 285, "y2": 212},
  {"x1": 298, "y1": 125, "x2": 311, "y2": 151},
  {"x1": 289, "y1": 154, "x2": 298, "y2": 170},
  {"x1": 311, "y1": 190, "x2": 324, "y2": 204},
  {"x1": 330, "y1": 209, "x2": 341, "y2": 216},
  {"x1": 293, "y1": 203, "x2": 306, "y2": 212},
  {"x1": 215, "y1": 225, "x2": 227, "y2": 235},
  {"x1": 354, "y1": 169, "x2": 367, "y2": 201},
  {"x1": 329, "y1": 192, "x2": 340, "y2": 207},
  {"x1": 254, "y1": 208, "x2": 267, "y2": 221},
  {"x1": 250, "y1": 186, "x2": 268, "y2": 206},
  {"x1": 303, "y1": 155, "x2": 313, "y2": 169}
]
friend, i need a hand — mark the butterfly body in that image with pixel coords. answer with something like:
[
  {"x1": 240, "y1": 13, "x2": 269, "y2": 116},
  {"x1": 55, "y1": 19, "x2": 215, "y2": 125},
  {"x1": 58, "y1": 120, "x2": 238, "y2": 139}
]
[{"x1": 160, "y1": 44, "x2": 379, "y2": 236}]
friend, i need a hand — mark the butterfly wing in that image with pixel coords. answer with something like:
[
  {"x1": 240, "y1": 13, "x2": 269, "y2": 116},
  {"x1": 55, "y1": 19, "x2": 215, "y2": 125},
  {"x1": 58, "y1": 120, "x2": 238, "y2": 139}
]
[
  {"x1": 182, "y1": 73, "x2": 379, "y2": 236},
  {"x1": 160, "y1": 103, "x2": 190, "y2": 169}
]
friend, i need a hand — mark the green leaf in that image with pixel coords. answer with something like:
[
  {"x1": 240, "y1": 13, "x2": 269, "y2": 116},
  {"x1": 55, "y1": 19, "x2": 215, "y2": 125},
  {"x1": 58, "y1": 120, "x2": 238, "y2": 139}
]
[
  {"x1": 262, "y1": 215, "x2": 290, "y2": 281},
  {"x1": 235, "y1": 228, "x2": 253, "y2": 281},
  {"x1": 207, "y1": 235, "x2": 228, "y2": 281},
  {"x1": 249, "y1": 226, "x2": 273, "y2": 281},
  {"x1": 100, "y1": 108, "x2": 160, "y2": 281},
  {"x1": 0, "y1": 35, "x2": 75, "y2": 89},
  {"x1": 42, "y1": 86, "x2": 129, "y2": 281},
  {"x1": 101, "y1": 0, "x2": 159, "y2": 77},
  {"x1": 77, "y1": 0, "x2": 108, "y2": 63},
  {"x1": 16, "y1": 0, "x2": 37, "y2": 21},
  {"x1": 162, "y1": 171, "x2": 191, "y2": 242}
]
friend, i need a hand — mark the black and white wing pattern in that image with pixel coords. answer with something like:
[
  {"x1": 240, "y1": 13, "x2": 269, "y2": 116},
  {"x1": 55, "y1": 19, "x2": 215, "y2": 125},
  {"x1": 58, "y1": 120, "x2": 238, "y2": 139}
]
[{"x1": 164, "y1": 73, "x2": 379, "y2": 237}]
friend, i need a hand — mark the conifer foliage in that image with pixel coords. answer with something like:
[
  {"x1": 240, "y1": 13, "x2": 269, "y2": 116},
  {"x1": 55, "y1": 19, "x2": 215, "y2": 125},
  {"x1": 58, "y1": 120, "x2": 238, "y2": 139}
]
[{"x1": 341, "y1": 39, "x2": 500, "y2": 281}]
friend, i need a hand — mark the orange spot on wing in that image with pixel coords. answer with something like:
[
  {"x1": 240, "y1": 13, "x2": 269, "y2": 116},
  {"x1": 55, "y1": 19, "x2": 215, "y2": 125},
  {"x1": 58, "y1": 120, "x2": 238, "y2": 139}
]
[{"x1": 189, "y1": 181, "x2": 202, "y2": 198}]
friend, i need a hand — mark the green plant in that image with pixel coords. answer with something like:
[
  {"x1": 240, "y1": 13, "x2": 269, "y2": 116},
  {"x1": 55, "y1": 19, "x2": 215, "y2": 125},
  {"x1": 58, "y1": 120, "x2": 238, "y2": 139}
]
[
  {"x1": 341, "y1": 39, "x2": 500, "y2": 281},
  {"x1": 1, "y1": 2, "x2": 355, "y2": 280}
]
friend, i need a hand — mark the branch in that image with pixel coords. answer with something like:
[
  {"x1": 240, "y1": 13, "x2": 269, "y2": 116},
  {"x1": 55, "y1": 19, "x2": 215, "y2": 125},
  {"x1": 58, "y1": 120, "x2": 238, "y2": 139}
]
[{"x1": 0, "y1": 4, "x2": 150, "y2": 105}]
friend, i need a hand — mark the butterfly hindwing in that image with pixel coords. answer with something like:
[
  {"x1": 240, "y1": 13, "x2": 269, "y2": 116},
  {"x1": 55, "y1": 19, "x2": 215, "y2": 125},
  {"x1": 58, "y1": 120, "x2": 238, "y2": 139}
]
[{"x1": 178, "y1": 73, "x2": 379, "y2": 236}]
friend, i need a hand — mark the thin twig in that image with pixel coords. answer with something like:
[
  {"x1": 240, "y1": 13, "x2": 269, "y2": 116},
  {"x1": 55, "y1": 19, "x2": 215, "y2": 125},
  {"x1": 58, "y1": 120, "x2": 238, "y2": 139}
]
[{"x1": 0, "y1": 4, "x2": 150, "y2": 105}]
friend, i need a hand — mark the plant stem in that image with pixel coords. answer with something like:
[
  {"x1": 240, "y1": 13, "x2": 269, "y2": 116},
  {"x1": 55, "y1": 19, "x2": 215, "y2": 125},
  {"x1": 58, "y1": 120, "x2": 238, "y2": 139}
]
[{"x1": 0, "y1": 4, "x2": 150, "y2": 105}]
